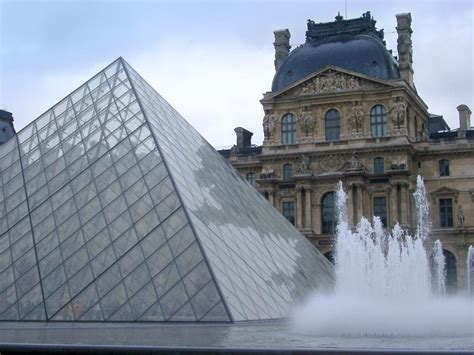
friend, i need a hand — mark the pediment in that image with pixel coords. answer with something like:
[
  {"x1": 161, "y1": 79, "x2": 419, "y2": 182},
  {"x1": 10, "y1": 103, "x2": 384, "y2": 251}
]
[
  {"x1": 431, "y1": 186, "x2": 459, "y2": 195},
  {"x1": 430, "y1": 186, "x2": 460, "y2": 203},
  {"x1": 268, "y1": 66, "x2": 397, "y2": 100}
]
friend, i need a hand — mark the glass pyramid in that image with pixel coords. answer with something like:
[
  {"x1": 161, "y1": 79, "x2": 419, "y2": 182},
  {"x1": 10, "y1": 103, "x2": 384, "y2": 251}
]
[{"x1": 0, "y1": 58, "x2": 334, "y2": 322}]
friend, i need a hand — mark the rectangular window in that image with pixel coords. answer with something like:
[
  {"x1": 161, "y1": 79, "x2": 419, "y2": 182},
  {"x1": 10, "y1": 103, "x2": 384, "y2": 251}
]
[
  {"x1": 282, "y1": 201, "x2": 295, "y2": 225},
  {"x1": 439, "y1": 198, "x2": 453, "y2": 227},
  {"x1": 373, "y1": 196, "x2": 387, "y2": 227}
]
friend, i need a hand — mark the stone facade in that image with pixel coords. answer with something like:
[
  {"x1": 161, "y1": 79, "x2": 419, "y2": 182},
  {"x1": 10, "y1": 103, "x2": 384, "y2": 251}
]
[{"x1": 220, "y1": 13, "x2": 474, "y2": 293}]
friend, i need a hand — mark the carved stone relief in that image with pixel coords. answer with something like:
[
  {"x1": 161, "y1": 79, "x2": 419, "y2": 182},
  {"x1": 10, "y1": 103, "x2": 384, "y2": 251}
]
[
  {"x1": 299, "y1": 106, "x2": 316, "y2": 138},
  {"x1": 319, "y1": 154, "x2": 346, "y2": 172},
  {"x1": 260, "y1": 165, "x2": 278, "y2": 179},
  {"x1": 350, "y1": 101, "x2": 365, "y2": 136},
  {"x1": 263, "y1": 109, "x2": 277, "y2": 140},
  {"x1": 299, "y1": 70, "x2": 363, "y2": 95},
  {"x1": 346, "y1": 151, "x2": 365, "y2": 172},
  {"x1": 391, "y1": 97, "x2": 407, "y2": 129},
  {"x1": 296, "y1": 154, "x2": 313, "y2": 175}
]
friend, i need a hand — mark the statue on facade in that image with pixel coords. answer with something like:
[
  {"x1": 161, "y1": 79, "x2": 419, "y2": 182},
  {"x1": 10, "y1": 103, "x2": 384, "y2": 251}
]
[
  {"x1": 458, "y1": 205, "x2": 465, "y2": 228},
  {"x1": 350, "y1": 101, "x2": 364, "y2": 133},
  {"x1": 297, "y1": 154, "x2": 312, "y2": 174},
  {"x1": 347, "y1": 151, "x2": 363, "y2": 171},
  {"x1": 263, "y1": 110, "x2": 276, "y2": 140},
  {"x1": 392, "y1": 97, "x2": 407, "y2": 128},
  {"x1": 300, "y1": 106, "x2": 315, "y2": 136}
]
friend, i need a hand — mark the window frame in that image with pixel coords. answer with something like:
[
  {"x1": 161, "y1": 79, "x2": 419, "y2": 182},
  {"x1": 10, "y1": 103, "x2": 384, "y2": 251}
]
[
  {"x1": 370, "y1": 105, "x2": 388, "y2": 138},
  {"x1": 325, "y1": 109, "x2": 341, "y2": 141},
  {"x1": 282, "y1": 200, "x2": 295, "y2": 225},
  {"x1": 281, "y1": 113, "x2": 297, "y2": 145},
  {"x1": 321, "y1": 192, "x2": 336, "y2": 234},
  {"x1": 246, "y1": 172, "x2": 256, "y2": 186},
  {"x1": 439, "y1": 159, "x2": 450, "y2": 177},
  {"x1": 282, "y1": 163, "x2": 293, "y2": 182},
  {"x1": 373, "y1": 195, "x2": 388, "y2": 227},
  {"x1": 439, "y1": 198, "x2": 453, "y2": 227},
  {"x1": 373, "y1": 157, "x2": 384, "y2": 174}
]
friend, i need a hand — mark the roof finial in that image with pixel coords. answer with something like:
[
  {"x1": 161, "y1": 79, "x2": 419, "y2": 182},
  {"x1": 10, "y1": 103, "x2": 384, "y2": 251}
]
[{"x1": 335, "y1": 12, "x2": 343, "y2": 21}]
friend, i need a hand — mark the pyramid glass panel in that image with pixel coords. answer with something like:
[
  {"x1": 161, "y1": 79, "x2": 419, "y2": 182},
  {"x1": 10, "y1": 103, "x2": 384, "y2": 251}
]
[{"x1": 0, "y1": 58, "x2": 333, "y2": 322}]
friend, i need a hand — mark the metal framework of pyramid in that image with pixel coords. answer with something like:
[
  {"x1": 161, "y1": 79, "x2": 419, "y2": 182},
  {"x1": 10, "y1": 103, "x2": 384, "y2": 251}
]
[{"x1": 0, "y1": 58, "x2": 333, "y2": 322}]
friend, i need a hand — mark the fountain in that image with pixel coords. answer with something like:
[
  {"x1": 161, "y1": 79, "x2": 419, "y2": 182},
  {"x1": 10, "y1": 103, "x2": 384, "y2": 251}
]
[{"x1": 292, "y1": 176, "x2": 473, "y2": 336}]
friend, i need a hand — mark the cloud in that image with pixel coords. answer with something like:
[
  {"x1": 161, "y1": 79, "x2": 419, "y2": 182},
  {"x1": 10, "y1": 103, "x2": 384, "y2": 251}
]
[
  {"x1": 9, "y1": 39, "x2": 274, "y2": 148},
  {"x1": 127, "y1": 39, "x2": 274, "y2": 148}
]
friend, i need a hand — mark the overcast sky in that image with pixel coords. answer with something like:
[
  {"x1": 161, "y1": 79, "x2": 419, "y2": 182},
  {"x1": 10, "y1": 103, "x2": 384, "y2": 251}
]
[{"x1": 0, "y1": 0, "x2": 472, "y2": 148}]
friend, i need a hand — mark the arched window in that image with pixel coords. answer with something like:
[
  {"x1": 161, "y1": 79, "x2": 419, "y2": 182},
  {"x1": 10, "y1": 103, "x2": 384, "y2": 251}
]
[
  {"x1": 373, "y1": 157, "x2": 384, "y2": 174},
  {"x1": 371, "y1": 105, "x2": 388, "y2": 137},
  {"x1": 443, "y1": 249, "x2": 457, "y2": 293},
  {"x1": 439, "y1": 159, "x2": 450, "y2": 177},
  {"x1": 246, "y1": 172, "x2": 256, "y2": 186},
  {"x1": 283, "y1": 163, "x2": 293, "y2": 181},
  {"x1": 322, "y1": 192, "x2": 336, "y2": 234},
  {"x1": 325, "y1": 109, "x2": 340, "y2": 141},
  {"x1": 281, "y1": 113, "x2": 296, "y2": 144}
]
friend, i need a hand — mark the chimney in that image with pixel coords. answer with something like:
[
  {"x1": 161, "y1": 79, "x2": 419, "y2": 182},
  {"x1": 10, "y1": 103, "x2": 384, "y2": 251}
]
[
  {"x1": 457, "y1": 104, "x2": 472, "y2": 131},
  {"x1": 0, "y1": 110, "x2": 16, "y2": 145},
  {"x1": 396, "y1": 13, "x2": 414, "y2": 88},
  {"x1": 234, "y1": 127, "x2": 253, "y2": 149},
  {"x1": 273, "y1": 29, "x2": 291, "y2": 72}
]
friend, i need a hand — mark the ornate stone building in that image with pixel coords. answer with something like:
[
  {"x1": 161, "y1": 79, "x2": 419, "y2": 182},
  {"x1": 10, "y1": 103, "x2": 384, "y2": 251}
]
[{"x1": 220, "y1": 12, "x2": 474, "y2": 293}]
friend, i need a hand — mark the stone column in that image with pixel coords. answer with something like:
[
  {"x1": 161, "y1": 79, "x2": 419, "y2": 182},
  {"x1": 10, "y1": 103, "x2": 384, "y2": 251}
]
[
  {"x1": 390, "y1": 183, "x2": 398, "y2": 227},
  {"x1": 313, "y1": 191, "x2": 322, "y2": 234},
  {"x1": 400, "y1": 182, "x2": 409, "y2": 227},
  {"x1": 305, "y1": 187, "x2": 312, "y2": 229},
  {"x1": 346, "y1": 183, "x2": 354, "y2": 227},
  {"x1": 357, "y1": 184, "x2": 368, "y2": 222},
  {"x1": 296, "y1": 187, "x2": 303, "y2": 229},
  {"x1": 354, "y1": 183, "x2": 363, "y2": 223},
  {"x1": 457, "y1": 247, "x2": 468, "y2": 291}
]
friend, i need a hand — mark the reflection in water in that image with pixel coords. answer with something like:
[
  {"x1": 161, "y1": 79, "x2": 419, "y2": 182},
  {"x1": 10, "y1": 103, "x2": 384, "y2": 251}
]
[{"x1": 292, "y1": 176, "x2": 474, "y2": 336}]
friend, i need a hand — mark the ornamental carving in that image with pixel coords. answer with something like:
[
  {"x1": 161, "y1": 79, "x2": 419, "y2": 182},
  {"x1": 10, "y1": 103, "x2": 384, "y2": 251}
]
[
  {"x1": 263, "y1": 109, "x2": 277, "y2": 140},
  {"x1": 391, "y1": 97, "x2": 407, "y2": 128},
  {"x1": 319, "y1": 154, "x2": 346, "y2": 172},
  {"x1": 299, "y1": 106, "x2": 315, "y2": 136},
  {"x1": 299, "y1": 71, "x2": 362, "y2": 95}
]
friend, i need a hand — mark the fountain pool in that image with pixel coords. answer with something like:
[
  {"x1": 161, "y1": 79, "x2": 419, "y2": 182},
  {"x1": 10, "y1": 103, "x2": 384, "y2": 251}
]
[{"x1": 292, "y1": 176, "x2": 474, "y2": 337}]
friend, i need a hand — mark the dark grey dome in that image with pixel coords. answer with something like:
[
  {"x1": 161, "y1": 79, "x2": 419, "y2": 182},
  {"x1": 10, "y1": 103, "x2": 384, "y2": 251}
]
[{"x1": 272, "y1": 34, "x2": 399, "y2": 92}]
